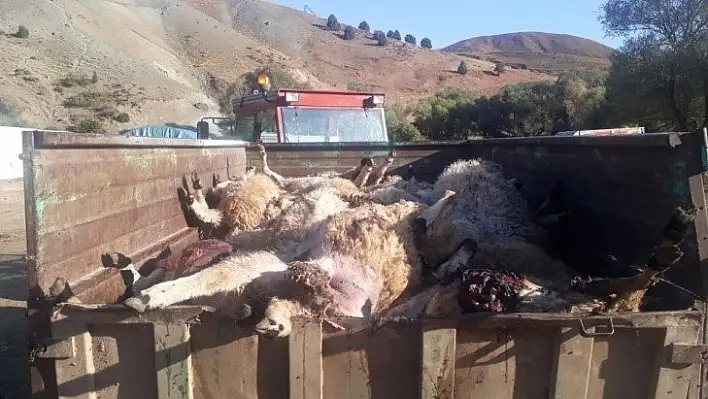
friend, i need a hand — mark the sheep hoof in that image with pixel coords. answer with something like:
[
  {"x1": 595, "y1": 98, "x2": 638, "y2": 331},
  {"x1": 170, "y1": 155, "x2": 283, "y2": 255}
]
[
  {"x1": 177, "y1": 187, "x2": 194, "y2": 205},
  {"x1": 101, "y1": 252, "x2": 132, "y2": 269},
  {"x1": 191, "y1": 172, "x2": 203, "y2": 190},
  {"x1": 212, "y1": 173, "x2": 221, "y2": 187},
  {"x1": 124, "y1": 295, "x2": 150, "y2": 313}
]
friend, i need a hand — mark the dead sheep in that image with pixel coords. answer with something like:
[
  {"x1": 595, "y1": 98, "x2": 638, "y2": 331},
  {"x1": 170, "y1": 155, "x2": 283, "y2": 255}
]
[
  {"x1": 123, "y1": 192, "x2": 470, "y2": 338},
  {"x1": 102, "y1": 239, "x2": 234, "y2": 302},
  {"x1": 179, "y1": 170, "x2": 282, "y2": 240},
  {"x1": 258, "y1": 143, "x2": 376, "y2": 195}
]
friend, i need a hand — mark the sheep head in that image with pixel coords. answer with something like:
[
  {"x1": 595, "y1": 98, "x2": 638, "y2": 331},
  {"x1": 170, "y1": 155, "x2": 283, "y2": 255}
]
[
  {"x1": 412, "y1": 190, "x2": 471, "y2": 267},
  {"x1": 254, "y1": 298, "x2": 297, "y2": 338}
]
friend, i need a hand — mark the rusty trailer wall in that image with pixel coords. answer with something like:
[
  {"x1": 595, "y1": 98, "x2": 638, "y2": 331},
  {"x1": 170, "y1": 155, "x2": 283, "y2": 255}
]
[
  {"x1": 23, "y1": 131, "x2": 708, "y2": 398},
  {"x1": 22, "y1": 131, "x2": 249, "y2": 303},
  {"x1": 45, "y1": 306, "x2": 704, "y2": 399}
]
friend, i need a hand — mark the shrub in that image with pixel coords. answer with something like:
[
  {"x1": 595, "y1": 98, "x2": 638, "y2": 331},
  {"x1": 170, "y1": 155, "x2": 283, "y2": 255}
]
[
  {"x1": 358, "y1": 21, "x2": 370, "y2": 32},
  {"x1": 387, "y1": 30, "x2": 395, "y2": 39},
  {"x1": 14, "y1": 25, "x2": 29, "y2": 39},
  {"x1": 59, "y1": 73, "x2": 94, "y2": 88},
  {"x1": 389, "y1": 122, "x2": 425, "y2": 142},
  {"x1": 63, "y1": 91, "x2": 105, "y2": 108},
  {"x1": 393, "y1": 30, "x2": 401, "y2": 40},
  {"x1": 377, "y1": 34, "x2": 388, "y2": 46},
  {"x1": 343, "y1": 25, "x2": 355, "y2": 40},
  {"x1": 113, "y1": 112, "x2": 130, "y2": 123},
  {"x1": 457, "y1": 60, "x2": 468, "y2": 75},
  {"x1": 494, "y1": 62, "x2": 506, "y2": 75},
  {"x1": 404, "y1": 34, "x2": 417, "y2": 45},
  {"x1": 421, "y1": 37, "x2": 432, "y2": 49},
  {"x1": 347, "y1": 82, "x2": 370, "y2": 91},
  {"x1": 70, "y1": 118, "x2": 104, "y2": 133},
  {"x1": 326, "y1": 14, "x2": 341, "y2": 31}
]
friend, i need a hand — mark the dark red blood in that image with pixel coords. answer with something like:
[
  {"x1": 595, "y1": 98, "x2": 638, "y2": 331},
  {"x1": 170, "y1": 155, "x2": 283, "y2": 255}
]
[
  {"x1": 176, "y1": 239, "x2": 233, "y2": 277},
  {"x1": 457, "y1": 269, "x2": 525, "y2": 313}
]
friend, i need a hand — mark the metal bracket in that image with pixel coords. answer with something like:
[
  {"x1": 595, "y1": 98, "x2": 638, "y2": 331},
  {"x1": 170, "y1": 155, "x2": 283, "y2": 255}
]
[
  {"x1": 33, "y1": 337, "x2": 76, "y2": 360},
  {"x1": 701, "y1": 128, "x2": 708, "y2": 172},
  {"x1": 670, "y1": 343, "x2": 708, "y2": 364},
  {"x1": 578, "y1": 318, "x2": 615, "y2": 337}
]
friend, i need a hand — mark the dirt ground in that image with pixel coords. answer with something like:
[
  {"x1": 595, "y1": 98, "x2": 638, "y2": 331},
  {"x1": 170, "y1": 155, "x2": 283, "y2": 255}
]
[{"x1": 0, "y1": 178, "x2": 29, "y2": 399}]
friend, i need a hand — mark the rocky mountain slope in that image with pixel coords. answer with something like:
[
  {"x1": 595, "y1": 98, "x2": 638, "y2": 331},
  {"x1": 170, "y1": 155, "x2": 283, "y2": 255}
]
[{"x1": 1, "y1": 0, "x2": 600, "y2": 132}]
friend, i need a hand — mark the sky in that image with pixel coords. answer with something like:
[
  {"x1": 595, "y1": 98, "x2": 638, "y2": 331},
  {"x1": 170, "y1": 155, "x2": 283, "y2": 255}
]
[{"x1": 269, "y1": 0, "x2": 625, "y2": 49}]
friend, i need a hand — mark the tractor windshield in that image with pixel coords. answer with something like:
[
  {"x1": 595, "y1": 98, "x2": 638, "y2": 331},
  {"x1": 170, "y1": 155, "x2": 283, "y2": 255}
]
[{"x1": 281, "y1": 107, "x2": 388, "y2": 143}]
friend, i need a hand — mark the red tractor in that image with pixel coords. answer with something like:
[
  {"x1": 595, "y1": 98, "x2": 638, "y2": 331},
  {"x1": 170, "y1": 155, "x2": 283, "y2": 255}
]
[{"x1": 197, "y1": 74, "x2": 389, "y2": 143}]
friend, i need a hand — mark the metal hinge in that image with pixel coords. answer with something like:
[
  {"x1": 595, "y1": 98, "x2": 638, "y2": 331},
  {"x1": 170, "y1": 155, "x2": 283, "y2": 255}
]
[
  {"x1": 29, "y1": 337, "x2": 76, "y2": 363},
  {"x1": 670, "y1": 343, "x2": 708, "y2": 364}
]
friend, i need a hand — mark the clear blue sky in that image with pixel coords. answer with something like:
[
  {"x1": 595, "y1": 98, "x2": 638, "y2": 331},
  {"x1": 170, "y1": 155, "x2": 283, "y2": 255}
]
[{"x1": 269, "y1": 0, "x2": 625, "y2": 49}]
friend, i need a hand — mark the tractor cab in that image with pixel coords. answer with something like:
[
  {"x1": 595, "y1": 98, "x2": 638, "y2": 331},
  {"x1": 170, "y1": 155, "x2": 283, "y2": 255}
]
[{"x1": 199, "y1": 73, "x2": 389, "y2": 143}]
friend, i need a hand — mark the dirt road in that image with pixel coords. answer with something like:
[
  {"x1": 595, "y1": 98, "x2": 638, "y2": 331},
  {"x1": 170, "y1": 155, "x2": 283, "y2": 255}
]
[{"x1": 0, "y1": 178, "x2": 28, "y2": 398}]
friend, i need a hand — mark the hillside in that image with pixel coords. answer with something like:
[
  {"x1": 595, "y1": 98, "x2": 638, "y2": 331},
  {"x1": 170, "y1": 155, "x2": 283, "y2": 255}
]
[
  {"x1": 0, "y1": 0, "x2": 555, "y2": 132},
  {"x1": 442, "y1": 32, "x2": 615, "y2": 73}
]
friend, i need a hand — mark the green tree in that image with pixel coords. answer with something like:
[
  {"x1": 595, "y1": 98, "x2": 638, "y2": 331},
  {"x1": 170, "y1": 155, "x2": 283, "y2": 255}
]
[
  {"x1": 404, "y1": 34, "x2": 417, "y2": 45},
  {"x1": 326, "y1": 14, "x2": 341, "y2": 31},
  {"x1": 393, "y1": 30, "x2": 401, "y2": 40},
  {"x1": 600, "y1": 0, "x2": 708, "y2": 130},
  {"x1": 494, "y1": 62, "x2": 506, "y2": 75},
  {"x1": 343, "y1": 25, "x2": 355, "y2": 40},
  {"x1": 457, "y1": 60, "x2": 468, "y2": 75},
  {"x1": 386, "y1": 30, "x2": 395, "y2": 39},
  {"x1": 420, "y1": 37, "x2": 432, "y2": 49},
  {"x1": 358, "y1": 21, "x2": 370, "y2": 32},
  {"x1": 14, "y1": 25, "x2": 29, "y2": 39}
]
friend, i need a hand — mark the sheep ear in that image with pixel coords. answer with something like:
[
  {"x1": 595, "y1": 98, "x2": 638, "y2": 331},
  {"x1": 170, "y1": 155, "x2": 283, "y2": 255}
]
[{"x1": 417, "y1": 190, "x2": 456, "y2": 228}]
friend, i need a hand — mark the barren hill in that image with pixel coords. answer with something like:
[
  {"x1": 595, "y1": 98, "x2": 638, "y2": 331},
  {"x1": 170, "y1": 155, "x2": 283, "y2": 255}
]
[
  {"x1": 443, "y1": 32, "x2": 615, "y2": 73},
  {"x1": 0, "y1": 0, "x2": 555, "y2": 131}
]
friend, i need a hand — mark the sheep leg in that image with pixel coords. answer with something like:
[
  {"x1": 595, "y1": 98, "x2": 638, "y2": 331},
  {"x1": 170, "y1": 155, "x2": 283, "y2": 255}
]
[
  {"x1": 571, "y1": 206, "x2": 696, "y2": 302},
  {"x1": 369, "y1": 151, "x2": 396, "y2": 186},
  {"x1": 257, "y1": 143, "x2": 286, "y2": 185},
  {"x1": 123, "y1": 261, "x2": 244, "y2": 312},
  {"x1": 353, "y1": 164, "x2": 374, "y2": 189},
  {"x1": 190, "y1": 172, "x2": 208, "y2": 207}
]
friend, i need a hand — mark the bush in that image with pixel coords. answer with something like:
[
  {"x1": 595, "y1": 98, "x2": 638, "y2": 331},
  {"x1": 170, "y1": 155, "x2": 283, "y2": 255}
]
[
  {"x1": 377, "y1": 34, "x2": 388, "y2": 46},
  {"x1": 404, "y1": 34, "x2": 417, "y2": 45},
  {"x1": 421, "y1": 37, "x2": 432, "y2": 49},
  {"x1": 393, "y1": 30, "x2": 401, "y2": 40},
  {"x1": 113, "y1": 112, "x2": 130, "y2": 123},
  {"x1": 59, "y1": 73, "x2": 94, "y2": 88},
  {"x1": 70, "y1": 118, "x2": 104, "y2": 133},
  {"x1": 343, "y1": 25, "x2": 355, "y2": 40},
  {"x1": 457, "y1": 60, "x2": 468, "y2": 75},
  {"x1": 494, "y1": 62, "x2": 506, "y2": 75},
  {"x1": 63, "y1": 91, "x2": 105, "y2": 108},
  {"x1": 372, "y1": 30, "x2": 385, "y2": 41},
  {"x1": 14, "y1": 25, "x2": 29, "y2": 39},
  {"x1": 326, "y1": 14, "x2": 341, "y2": 31},
  {"x1": 387, "y1": 30, "x2": 395, "y2": 39},
  {"x1": 358, "y1": 21, "x2": 370, "y2": 32},
  {"x1": 389, "y1": 122, "x2": 425, "y2": 142},
  {"x1": 347, "y1": 82, "x2": 370, "y2": 91}
]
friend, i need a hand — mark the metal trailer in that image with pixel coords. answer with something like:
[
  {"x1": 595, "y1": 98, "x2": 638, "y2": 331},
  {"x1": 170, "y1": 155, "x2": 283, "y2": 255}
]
[{"x1": 22, "y1": 130, "x2": 708, "y2": 399}]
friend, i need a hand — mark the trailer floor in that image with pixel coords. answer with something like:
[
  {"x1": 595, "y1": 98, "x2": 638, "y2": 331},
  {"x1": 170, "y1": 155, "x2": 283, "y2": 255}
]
[{"x1": 0, "y1": 179, "x2": 29, "y2": 399}]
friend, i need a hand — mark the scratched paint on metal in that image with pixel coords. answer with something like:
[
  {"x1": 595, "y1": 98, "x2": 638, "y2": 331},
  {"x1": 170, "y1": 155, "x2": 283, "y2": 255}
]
[{"x1": 121, "y1": 149, "x2": 149, "y2": 170}]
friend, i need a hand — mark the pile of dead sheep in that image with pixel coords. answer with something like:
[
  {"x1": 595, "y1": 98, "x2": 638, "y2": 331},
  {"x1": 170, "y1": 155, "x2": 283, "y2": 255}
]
[{"x1": 98, "y1": 144, "x2": 695, "y2": 339}]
